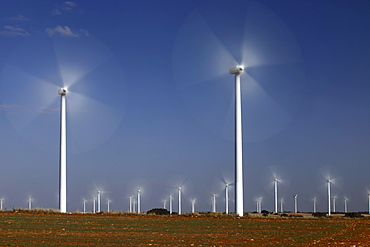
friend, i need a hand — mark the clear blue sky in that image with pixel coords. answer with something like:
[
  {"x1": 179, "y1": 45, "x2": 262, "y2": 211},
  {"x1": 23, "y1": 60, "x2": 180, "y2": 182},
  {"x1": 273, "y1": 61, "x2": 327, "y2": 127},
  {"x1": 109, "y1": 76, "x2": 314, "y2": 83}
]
[{"x1": 0, "y1": 0, "x2": 369, "y2": 213}]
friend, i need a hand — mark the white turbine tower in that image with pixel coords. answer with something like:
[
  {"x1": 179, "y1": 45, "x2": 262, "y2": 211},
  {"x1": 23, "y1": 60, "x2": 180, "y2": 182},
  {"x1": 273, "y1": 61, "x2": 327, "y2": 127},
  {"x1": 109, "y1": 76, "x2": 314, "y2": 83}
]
[
  {"x1": 28, "y1": 197, "x2": 32, "y2": 210},
  {"x1": 137, "y1": 189, "x2": 141, "y2": 213},
  {"x1": 368, "y1": 192, "x2": 370, "y2": 214},
  {"x1": 58, "y1": 88, "x2": 67, "y2": 213},
  {"x1": 225, "y1": 183, "x2": 229, "y2": 214},
  {"x1": 229, "y1": 65, "x2": 244, "y2": 217},
  {"x1": 83, "y1": 199, "x2": 87, "y2": 213},
  {"x1": 169, "y1": 195, "x2": 173, "y2": 215},
  {"x1": 97, "y1": 191, "x2": 102, "y2": 213},
  {"x1": 92, "y1": 197, "x2": 96, "y2": 213},
  {"x1": 163, "y1": 199, "x2": 167, "y2": 209},
  {"x1": 212, "y1": 194, "x2": 217, "y2": 213},
  {"x1": 327, "y1": 179, "x2": 332, "y2": 215},
  {"x1": 293, "y1": 194, "x2": 298, "y2": 213},
  {"x1": 280, "y1": 198, "x2": 284, "y2": 213},
  {"x1": 274, "y1": 178, "x2": 278, "y2": 213},
  {"x1": 107, "y1": 199, "x2": 111, "y2": 212},
  {"x1": 344, "y1": 197, "x2": 348, "y2": 213},
  {"x1": 191, "y1": 199, "x2": 196, "y2": 213},
  {"x1": 0, "y1": 198, "x2": 4, "y2": 211},
  {"x1": 313, "y1": 197, "x2": 317, "y2": 213},
  {"x1": 178, "y1": 187, "x2": 182, "y2": 215},
  {"x1": 333, "y1": 195, "x2": 337, "y2": 213},
  {"x1": 129, "y1": 196, "x2": 132, "y2": 213}
]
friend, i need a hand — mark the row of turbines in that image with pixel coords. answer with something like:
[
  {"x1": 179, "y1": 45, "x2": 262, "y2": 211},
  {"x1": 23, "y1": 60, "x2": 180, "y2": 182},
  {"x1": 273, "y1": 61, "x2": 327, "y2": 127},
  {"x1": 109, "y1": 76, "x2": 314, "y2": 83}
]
[{"x1": 55, "y1": 67, "x2": 370, "y2": 216}]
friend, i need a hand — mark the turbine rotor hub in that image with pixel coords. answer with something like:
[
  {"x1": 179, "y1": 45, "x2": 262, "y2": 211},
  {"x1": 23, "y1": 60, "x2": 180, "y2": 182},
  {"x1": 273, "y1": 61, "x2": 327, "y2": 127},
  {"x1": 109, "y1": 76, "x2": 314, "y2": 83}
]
[{"x1": 58, "y1": 88, "x2": 67, "y2": 95}]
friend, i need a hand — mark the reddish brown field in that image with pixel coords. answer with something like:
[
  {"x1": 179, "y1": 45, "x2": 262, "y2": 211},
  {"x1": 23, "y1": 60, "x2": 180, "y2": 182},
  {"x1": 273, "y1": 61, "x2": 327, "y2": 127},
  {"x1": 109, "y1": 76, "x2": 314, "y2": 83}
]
[{"x1": 0, "y1": 212, "x2": 369, "y2": 246}]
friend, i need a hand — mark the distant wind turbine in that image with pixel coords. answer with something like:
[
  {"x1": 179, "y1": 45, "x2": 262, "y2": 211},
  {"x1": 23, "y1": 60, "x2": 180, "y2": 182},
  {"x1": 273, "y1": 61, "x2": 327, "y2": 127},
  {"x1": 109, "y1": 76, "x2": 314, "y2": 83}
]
[
  {"x1": 191, "y1": 199, "x2": 196, "y2": 213},
  {"x1": 178, "y1": 187, "x2": 182, "y2": 215},
  {"x1": 332, "y1": 195, "x2": 337, "y2": 213},
  {"x1": 83, "y1": 199, "x2": 87, "y2": 213},
  {"x1": 169, "y1": 195, "x2": 173, "y2": 215},
  {"x1": 293, "y1": 194, "x2": 298, "y2": 213},
  {"x1": 225, "y1": 183, "x2": 229, "y2": 214},
  {"x1": 129, "y1": 196, "x2": 133, "y2": 213},
  {"x1": 212, "y1": 194, "x2": 217, "y2": 213},
  {"x1": 274, "y1": 178, "x2": 278, "y2": 213},
  {"x1": 137, "y1": 189, "x2": 141, "y2": 213},
  {"x1": 327, "y1": 179, "x2": 332, "y2": 215},
  {"x1": 280, "y1": 198, "x2": 284, "y2": 213},
  {"x1": 28, "y1": 197, "x2": 32, "y2": 210},
  {"x1": 0, "y1": 198, "x2": 4, "y2": 211},
  {"x1": 344, "y1": 197, "x2": 348, "y2": 213},
  {"x1": 107, "y1": 199, "x2": 111, "y2": 212},
  {"x1": 313, "y1": 197, "x2": 317, "y2": 213}
]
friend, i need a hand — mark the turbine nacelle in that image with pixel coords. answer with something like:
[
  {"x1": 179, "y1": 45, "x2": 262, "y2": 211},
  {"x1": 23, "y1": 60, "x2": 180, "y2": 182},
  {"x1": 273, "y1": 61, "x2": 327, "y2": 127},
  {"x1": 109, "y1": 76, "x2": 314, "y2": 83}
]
[
  {"x1": 229, "y1": 65, "x2": 244, "y2": 75},
  {"x1": 58, "y1": 88, "x2": 67, "y2": 95}
]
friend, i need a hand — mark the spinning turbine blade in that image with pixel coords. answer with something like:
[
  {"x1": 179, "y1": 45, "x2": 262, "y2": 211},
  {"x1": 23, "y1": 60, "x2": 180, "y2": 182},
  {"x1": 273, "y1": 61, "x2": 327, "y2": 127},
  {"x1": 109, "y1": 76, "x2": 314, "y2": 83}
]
[{"x1": 172, "y1": 0, "x2": 306, "y2": 143}]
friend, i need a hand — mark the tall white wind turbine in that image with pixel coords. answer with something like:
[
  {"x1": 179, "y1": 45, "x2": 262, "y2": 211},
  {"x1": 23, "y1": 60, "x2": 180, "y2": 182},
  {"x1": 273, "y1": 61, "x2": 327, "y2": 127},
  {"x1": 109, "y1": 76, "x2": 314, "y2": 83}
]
[
  {"x1": 225, "y1": 183, "x2": 229, "y2": 214},
  {"x1": 58, "y1": 88, "x2": 67, "y2": 213},
  {"x1": 344, "y1": 197, "x2": 348, "y2": 213},
  {"x1": 313, "y1": 197, "x2": 317, "y2": 213},
  {"x1": 172, "y1": 1, "x2": 306, "y2": 217},
  {"x1": 129, "y1": 196, "x2": 133, "y2": 213},
  {"x1": 0, "y1": 198, "x2": 4, "y2": 211},
  {"x1": 28, "y1": 197, "x2": 32, "y2": 210},
  {"x1": 229, "y1": 65, "x2": 244, "y2": 217},
  {"x1": 274, "y1": 178, "x2": 278, "y2": 213}
]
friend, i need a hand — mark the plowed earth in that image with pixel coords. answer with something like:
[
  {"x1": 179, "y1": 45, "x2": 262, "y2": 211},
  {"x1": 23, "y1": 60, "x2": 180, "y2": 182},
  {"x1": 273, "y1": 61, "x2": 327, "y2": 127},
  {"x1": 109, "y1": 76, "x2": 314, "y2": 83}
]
[{"x1": 0, "y1": 212, "x2": 369, "y2": 246}]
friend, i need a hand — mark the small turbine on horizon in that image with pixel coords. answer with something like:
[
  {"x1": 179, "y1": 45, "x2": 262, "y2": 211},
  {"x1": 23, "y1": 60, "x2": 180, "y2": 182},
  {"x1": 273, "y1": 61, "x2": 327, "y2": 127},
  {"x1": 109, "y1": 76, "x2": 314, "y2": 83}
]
[
  {"x1": 229, "y1": 65, "x2": 244, "y2": 217},
  {"x1": 137, "y1": 189, "x2": 141, "y2": 213},
  {"x1": 28, "y1": 197, "x2": 32, "y2": 210},
  {"x1": 212, "y1": 194, "x2": 217, "y2": 213},
  {"x1": 191, "y1": 199, "x2": 196, "y2": 213},
  {"x1": 313, "y1": 197, "x2": 317, "y2": 213},
  {"x1": 178, "y1": 187, "x2": 182, "y2": 215},
  {"x1": 169, "y1": 195, "x2": 173, "y2": 215},
  {"x1": 344, "y1": 197, "x2": 348, "y2": 213},
  {"x1": 327, "y1": 179, "x2": 332, "y2": 215},
  {"x1": 293, "y1": 194, "x2": 298, "y2": 213}
]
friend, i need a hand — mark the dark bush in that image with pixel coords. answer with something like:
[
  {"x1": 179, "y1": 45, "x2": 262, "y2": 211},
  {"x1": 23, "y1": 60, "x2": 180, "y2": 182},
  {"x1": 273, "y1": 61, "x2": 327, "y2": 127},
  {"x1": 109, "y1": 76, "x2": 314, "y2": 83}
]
[
  {"x1": 261, "y1": 210, "x2": 269, "y2": 214},
  {"x1": 147, "y1": 208, "x2": 170, "y2": 215},
  {"x1": 344, "y1": 212, "x2": 363, "y2": 218},
  {"x1": 312, "y1": 212, "x2": 326, "y2": 217},
  {"x1": 280, "y1": 213, "x2": 288, "y2": 217}
]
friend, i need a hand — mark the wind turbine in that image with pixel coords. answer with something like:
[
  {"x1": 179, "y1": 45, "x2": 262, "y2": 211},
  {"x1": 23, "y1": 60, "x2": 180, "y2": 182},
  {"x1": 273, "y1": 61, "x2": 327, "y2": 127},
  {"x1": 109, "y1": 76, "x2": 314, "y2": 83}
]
[
  {"x1": 58, "y1": 88, "x2": 67, "y2": 213},
  {"x1": 225, "y1": 183, "x2": 229, "y2": 214},
  {"x1": 212, "y1": 194, "x2": 217, "y2": 213},
  {"x1": 293, "y1": 194, "x2": 298, "y2": 213},
  {"x1": 280, "y1": 198, "x2": 284, "y2": 213},
  {"x1": 172, "y1": 2, "x2": 306, "y2": 218},
  {"x1": 107, "y1": 199, "x2": 111, "y2": 212},
  {"x1": 229, "y1": 65, "x2": 244, "y2": 217},
  {"x1": 28, "y1": 197, "x2": 32, "y2": 210},
  {"x1": 169, "y1": 195, "x2": 173, "y2": 214},
  {"x1": 92, "y1": 197, "x2": 96, "y2": 213},
  {"x1": 332, "y1": 195, "x2": 337, "y2": 213},
  {"x1": 178, "y1": 187, "x2": 182, "y2": 215},
  {"x1": 0, "y1": 198, "x2": 4, "y2": 211},
  {"x1": 83, "y1": 199, "x2": 87, "y2": 213},
  {"x1": 162, "y1": 199, "x2": 167, "y2": 210},
  {"x1": 137, "y1": 189, "x2": 141, "y2": 213},
  {"x1": 191, "y1": 199, "x2": 196, "y2": 213},
  {"x1": 313, "y1": 197, "x2": 317, "y2": 213},
  {"x1": 129, "y1": 196, "x2": 133, "y2": 212},
  {"x1": 0, "y1": 35, "x2": 126, "y2": 214},
  {"x1": 344, "y1": 197, "x2": 348, "y2": 213},
  {"x1": 273, "y1": 178, "x2": 278, "y2": 213}
]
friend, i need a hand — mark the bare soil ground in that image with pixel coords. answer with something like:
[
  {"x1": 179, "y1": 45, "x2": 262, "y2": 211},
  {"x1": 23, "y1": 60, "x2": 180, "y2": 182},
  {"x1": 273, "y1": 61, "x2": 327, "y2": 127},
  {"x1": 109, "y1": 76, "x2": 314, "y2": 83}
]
[{"x1": 0, "y1": 211, "x2": 369, "y2": 246}]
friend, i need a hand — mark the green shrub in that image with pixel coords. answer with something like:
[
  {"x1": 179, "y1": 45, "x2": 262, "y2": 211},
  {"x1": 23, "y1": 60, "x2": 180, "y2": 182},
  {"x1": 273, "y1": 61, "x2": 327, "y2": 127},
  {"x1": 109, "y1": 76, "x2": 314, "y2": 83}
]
[{"x1": 147, "y1": 208, "x2": 170, "y2": 215}]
